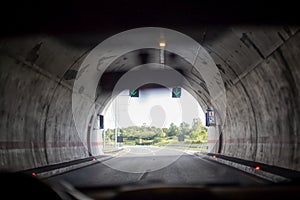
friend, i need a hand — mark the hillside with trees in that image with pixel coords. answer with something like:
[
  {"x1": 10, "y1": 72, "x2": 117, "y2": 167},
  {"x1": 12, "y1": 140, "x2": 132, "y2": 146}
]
[{"x1": 104, "y1": 118, "x2": 207, "y2": 146}]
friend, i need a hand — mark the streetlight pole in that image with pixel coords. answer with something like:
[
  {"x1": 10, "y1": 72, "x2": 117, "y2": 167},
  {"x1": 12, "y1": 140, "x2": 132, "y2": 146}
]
[
  {"x1": 114, "y1": 95, "x2": 118, "y2": 148},
  {"x1": 114, "y1": 91, "x2": 131, "y2": 148}
]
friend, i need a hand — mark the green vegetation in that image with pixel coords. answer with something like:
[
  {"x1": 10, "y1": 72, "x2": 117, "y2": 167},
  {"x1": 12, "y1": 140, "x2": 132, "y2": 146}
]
[{"x1": 104, "y1": 118, "x2": 208, "y2": 146}]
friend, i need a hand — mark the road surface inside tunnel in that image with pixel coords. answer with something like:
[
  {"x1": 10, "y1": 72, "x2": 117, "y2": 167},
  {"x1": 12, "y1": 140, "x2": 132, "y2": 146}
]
[{"x1": 46, "y1": 146, "x2": 269, "y2": 188}]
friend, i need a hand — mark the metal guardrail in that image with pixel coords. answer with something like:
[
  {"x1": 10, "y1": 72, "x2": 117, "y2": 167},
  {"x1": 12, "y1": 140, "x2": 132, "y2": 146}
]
[
  {"x1": 19, "y1": 155, "x2": 111, "y2": 177},
  {"x1": 206, "y1": 153, "x2": 300, "y2": 182}
]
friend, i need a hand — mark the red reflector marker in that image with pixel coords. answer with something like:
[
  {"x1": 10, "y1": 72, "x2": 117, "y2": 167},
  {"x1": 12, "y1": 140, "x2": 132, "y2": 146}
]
[
  {"x1": 212, "y1": 155, "x2": 216, "y2": 159},
  {"x1": 255, "y1": 166, "x2": 260, "y2": 170},
  {"x1": 92, "y1": 158, "x2": 96, "y2": 161},
  {"x1": 32, "y1": 172, "x2": 37, "y2": 177}
]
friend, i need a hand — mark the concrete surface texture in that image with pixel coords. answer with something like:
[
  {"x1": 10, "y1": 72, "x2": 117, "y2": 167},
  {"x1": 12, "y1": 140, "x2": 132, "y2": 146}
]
[{"x1": 0, "y1": 26, "x2": 299, "y2": 172}]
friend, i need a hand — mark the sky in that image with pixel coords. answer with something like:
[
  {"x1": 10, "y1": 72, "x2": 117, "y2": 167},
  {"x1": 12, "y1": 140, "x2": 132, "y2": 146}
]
[{"x1": 103, "y1": 87, "x2": 205, "y2": 129}]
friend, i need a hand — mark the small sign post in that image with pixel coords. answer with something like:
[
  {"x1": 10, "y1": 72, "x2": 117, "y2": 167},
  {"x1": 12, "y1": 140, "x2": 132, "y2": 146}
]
[
  {"x1": 178, "y1": 135, "x2": 185, "y2": 142},
  {"x1": 117, "y1": 136, "x2": 123, "y2": 143}
]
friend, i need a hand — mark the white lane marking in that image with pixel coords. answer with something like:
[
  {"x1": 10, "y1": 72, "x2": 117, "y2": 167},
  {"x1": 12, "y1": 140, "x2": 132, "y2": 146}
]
[
  {"x1": 113, "y1": 148, "x2": 131, "y2": 158},
  {"x1": 149, "y1": 147, "x2": 156, "y2": 155},
  {"x1": 184, "y1": 150, "x2": 198, "y2": 155}
]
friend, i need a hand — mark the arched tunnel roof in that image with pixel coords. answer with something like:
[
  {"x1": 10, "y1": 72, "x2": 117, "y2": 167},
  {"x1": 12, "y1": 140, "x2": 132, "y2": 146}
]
[{"x1": 96, "y1": 48, "x2": 211, "y2": 122}]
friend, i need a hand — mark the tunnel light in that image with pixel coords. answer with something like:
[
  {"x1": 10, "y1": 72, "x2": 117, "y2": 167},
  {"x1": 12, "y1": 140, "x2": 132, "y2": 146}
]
[
  {"x1": 255, "y1": 166, "x2": 260, "y2": 170},
  {"x1": 31, "y1": 172, "x2": 37, "y2": 177},
  {"x1": 159, "y1": 41, "x2": 166, "y2": 47}
]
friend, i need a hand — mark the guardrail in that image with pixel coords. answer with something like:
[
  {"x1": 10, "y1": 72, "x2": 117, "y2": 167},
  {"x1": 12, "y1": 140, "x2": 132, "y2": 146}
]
[
  {"x1": 205, "y1": 153, "x2": 300, "y2": 182},
  {"x1": 19, "y1": 155, "x2": 111, "y2": 178}
]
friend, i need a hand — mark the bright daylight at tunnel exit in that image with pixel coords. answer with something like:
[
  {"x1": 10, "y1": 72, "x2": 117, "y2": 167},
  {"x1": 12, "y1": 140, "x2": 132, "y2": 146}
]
[
  {"x1": 99, "y1": 86, "x2": 208, "y2": 173},
  {"x1": 0, "y1": 1, "x2": 300, "y2": 198}
]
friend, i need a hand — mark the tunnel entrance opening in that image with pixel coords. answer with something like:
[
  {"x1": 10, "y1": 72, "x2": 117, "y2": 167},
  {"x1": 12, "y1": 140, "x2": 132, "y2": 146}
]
[
  {"x1": 72, "y1": 28, "x2": 226, "y2": 163},
  {"x1": 95, "y1": 84, "x2": 209, "y2": 173}
]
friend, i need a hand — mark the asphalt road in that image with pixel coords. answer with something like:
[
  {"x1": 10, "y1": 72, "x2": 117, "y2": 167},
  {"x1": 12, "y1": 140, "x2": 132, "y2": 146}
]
[{"x1": 46, "y1": 146, "x2": 268, "y2": 188}]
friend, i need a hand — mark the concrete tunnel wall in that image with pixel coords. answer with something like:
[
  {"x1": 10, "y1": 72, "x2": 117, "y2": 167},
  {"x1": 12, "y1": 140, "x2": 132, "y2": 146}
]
[
  {"x1": 0, "y1": 27, "x2": 300, "y2": 171},
  {"x1": 221, "y1": 30, "x2": 300, "y2": 170},
  {"x1": 0, "y1": 36, "x2": 93, "y2": 171},
  {"x1": 204, "y1": 27, "x2": 300, "y2": 170}
]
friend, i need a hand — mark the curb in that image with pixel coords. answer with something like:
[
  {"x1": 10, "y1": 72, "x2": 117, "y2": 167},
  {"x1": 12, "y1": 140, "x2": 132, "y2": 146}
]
[
  {"x1": 20, "y1": 155, "x2": 112, "y2": 179},
  {"x1": 195, "y1": 152, "x2": 291, "y2": 183}
]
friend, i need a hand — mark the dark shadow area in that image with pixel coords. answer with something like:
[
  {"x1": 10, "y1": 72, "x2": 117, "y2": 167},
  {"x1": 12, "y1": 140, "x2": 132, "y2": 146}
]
[
  {"x1": 0, "y1": 171, "x2": 62, "y2": 200},
  {"x1": 0, "y1": 0, "x2": 299, "y2": 37}
]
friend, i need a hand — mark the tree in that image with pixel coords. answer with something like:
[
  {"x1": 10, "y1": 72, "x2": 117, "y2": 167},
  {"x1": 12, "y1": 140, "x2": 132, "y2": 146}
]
[
  {"x1": 180, "y1": 122, "x2": 190, "y2": 136},
  {"x1": 167, "y1": 123, "x2": 180, "y2": 137},
  {"x1": 156, "y1": 129, "x2": 166, "y2": 138},
  {"x1": 162, "y1": 128, "x2": 168, "y2": 134},
  {"x1": 191, "y1": 118, "x2": 208, "y2": 143},
  {"x1": 192, "y1": 118, "x2": 202, "y2": 132},
  {"x1": 105, "y1": 129, "x2": 114, "y2": 142},
  {"x1": 104, "y1": 117, "x2": 208, "y2": 145},
  {"x1": 190, "y1": 131, "x2": 201, "y2": 140}
]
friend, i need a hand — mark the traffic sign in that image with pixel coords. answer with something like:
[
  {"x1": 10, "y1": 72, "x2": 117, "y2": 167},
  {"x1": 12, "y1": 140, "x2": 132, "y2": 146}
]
[
  {"x1": 206, "y1": 109, "x2": 216, "y2": 126},
  {"x1": 129, "y1": 89, "x2": 139, "y2": 97},
  {"x1": 98, "y1": 115, "x2": 104, "y2": 129},
  {"x1": 172, "y1": 87, "x2": 181, "y2": 98},
  {"x1": 117, "y1": 136, "x2": 123, "y2": 142}
]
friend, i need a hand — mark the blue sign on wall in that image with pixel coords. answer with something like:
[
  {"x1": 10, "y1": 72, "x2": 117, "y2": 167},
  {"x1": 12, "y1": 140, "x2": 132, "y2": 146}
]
[{"x1": 206, "y1": 109, "x2": 216, "y2": 126}]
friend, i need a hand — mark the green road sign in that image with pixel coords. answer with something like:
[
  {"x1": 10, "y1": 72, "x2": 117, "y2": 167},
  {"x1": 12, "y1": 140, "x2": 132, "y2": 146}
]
[
  {"x1": 172, "y1": 87, "x2": 181, "y2": 98},
  {"x1": 130, "y1": 89, "x2": 139, "y2": 97}
]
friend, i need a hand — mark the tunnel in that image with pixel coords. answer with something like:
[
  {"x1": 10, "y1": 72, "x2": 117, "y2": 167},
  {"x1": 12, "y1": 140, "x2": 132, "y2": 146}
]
[{"x1": 1, "y1": 25, "x2": 299, "y2": 174}]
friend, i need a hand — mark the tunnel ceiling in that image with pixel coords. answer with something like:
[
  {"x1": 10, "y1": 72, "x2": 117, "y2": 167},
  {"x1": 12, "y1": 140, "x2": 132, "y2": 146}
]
[
  {"x1": 1, "y1": 26, "x2": 298, "y2": 114},
  {"x1": 96, "y1": 48, "x2": 210, "y2": 111},
  {"x1": 1, "y1": 25, "x2": 295, "y2": 116},
  {"x1": 51, "y1": 25, "x2": 298, "y2": 113}
]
